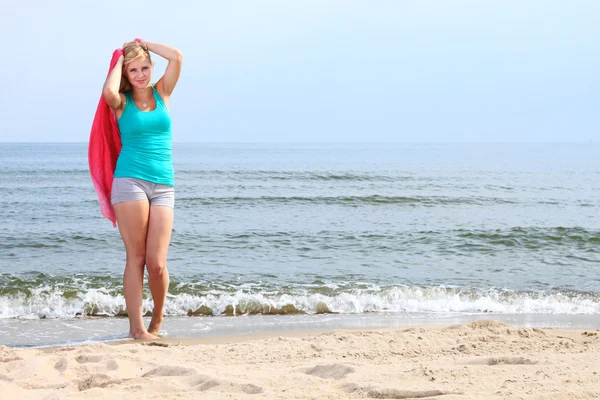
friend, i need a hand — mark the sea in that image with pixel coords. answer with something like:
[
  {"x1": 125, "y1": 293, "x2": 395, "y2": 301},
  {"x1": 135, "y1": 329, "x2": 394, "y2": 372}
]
[{"x1": 1, "y1": 142, "x2": 599, "y2": 347}]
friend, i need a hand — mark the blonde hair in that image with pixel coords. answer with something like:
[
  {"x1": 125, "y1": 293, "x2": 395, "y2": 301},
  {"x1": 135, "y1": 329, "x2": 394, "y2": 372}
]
[{"x1": 120, "y1": 42, "x2": 153, "y2": 93}]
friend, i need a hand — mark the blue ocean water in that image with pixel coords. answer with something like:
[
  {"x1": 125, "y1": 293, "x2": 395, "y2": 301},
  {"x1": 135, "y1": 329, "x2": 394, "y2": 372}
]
[{"x1": 1, "y1": 142, "x2": 599, "y2": 346}]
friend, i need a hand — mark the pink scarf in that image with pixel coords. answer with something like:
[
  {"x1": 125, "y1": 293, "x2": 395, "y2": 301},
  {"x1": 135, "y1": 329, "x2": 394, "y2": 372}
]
[{"x1": 88, "y1": 49, "x2": 123, "y2": 227}]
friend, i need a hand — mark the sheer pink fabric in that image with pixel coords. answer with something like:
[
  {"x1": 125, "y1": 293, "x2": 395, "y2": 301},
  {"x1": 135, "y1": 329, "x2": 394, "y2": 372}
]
[{"x1": 88, "y1": 49, "x2": 123, "y2": 227}]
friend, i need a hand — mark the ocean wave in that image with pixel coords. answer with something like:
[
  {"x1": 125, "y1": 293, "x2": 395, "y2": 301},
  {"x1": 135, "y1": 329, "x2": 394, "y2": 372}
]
[
  {"x1": 456, "y1": 227, "x2": 600, "y2": 249},
  {"x1": 176, "y1": 170, "x2": 408, "y2": 182},
  {"x1": 2, "y1": 227, "x2": 599, "y2": 255},
  {"x1": 1, "y1": 283, "x2": 599, "y2": 319},
  {"x1": 0, "y1": 234, "x2": 109, "y2": 250},
  {"x1": 175, "y1": 195, "x2": 517, "y2": 207}
]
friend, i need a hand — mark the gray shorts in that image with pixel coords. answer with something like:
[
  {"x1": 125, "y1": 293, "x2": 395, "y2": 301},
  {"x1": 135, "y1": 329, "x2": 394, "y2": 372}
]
[{"x1": 111, "y1": 177, "x2": 175, "y2": 208}]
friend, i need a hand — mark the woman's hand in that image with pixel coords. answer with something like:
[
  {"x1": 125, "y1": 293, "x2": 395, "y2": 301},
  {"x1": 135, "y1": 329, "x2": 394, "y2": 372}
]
[
  {"x1": 122, "y1": 38, "x2": 142, "y2": 48},
  {"x1": 141, "y1": 40, "x2": 184, "y2": 96}
]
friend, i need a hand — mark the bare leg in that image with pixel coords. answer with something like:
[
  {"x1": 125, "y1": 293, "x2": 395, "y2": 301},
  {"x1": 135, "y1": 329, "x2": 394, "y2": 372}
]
[
  {"x1": 145, "y1": 205, "x2": 174, "y2": 334},
  {"x1": 114, "y1": 200, "x2": 158, "y2": 340}
]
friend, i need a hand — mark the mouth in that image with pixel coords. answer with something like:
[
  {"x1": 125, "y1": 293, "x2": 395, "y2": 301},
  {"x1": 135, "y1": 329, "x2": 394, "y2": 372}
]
[{"x1": 135, "y1": 80, "x2": 146, "y2": 85}]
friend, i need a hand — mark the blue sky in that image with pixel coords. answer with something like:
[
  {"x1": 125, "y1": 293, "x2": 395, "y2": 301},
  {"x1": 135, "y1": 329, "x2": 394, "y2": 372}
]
[{"x1": 0, "y1": 0, "x2": 598, "y2": 143}]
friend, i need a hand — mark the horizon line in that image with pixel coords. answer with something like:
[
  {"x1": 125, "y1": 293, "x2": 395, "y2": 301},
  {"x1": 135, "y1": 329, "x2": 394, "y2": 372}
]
[{"x1": 0, "y1": 140, "x2": 596, "y2": 145}]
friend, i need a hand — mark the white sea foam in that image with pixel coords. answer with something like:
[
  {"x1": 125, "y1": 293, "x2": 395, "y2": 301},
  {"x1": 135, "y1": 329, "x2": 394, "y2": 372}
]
[{"x1": 1, "y1": 285, "x2": 599, "y2": 319}]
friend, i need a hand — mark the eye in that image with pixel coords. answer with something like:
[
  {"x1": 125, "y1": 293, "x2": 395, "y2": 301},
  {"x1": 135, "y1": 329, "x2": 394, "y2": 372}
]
[{"x1": 142, "y1": 67, "x2": 149, "y2": 70}]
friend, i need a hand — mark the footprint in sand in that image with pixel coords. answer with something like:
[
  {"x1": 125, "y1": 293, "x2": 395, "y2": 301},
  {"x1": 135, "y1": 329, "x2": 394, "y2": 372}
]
[
  {"x1": 142, "y1": 365, "x2": 197, "y2": 377},
  {"x1": 77, "y1": 373, "x2": 123, "y2": 391},
  {"x1": 239, "y1": 383, "x2": 264, "y2": 394},
  {"x1": 0, "y1": 347, "x2": 22, "y2": 363},
  {"x1": 75, "y1": 355, "x2": 104, "y2": 364},
  {"x1": 142, "y1": 366, "x2": 263, "y2": 394},
  {"x1": 142, "y1": 341, "x2": 171, "y2": 347},
  {"x1": 340, "y1": 383, "x2": 376, "y2": 394},
  {"x1": 104, "y1": 359, "x2": 119, "y2": 371},
  {"x1": 367, "y1": 388, "x2": 452, "y2": 399},
  {"x1": 462, "y1": 356, "x2": 537, "y2": 365},
  {"x1": 188, "y1": 375, "x2": 263, "y2": 394},
  {"x1": 54, "y1": 358, "x2": 68, "y2": 373},
  {"x1": 188, "y1": 375, "x2": 220, "y2": 391},
  {"x1": 0, "y1": 373, "x2": 13, "y2": 382},
  {"x1": 341, "y1": 384, "x2": 456, "y2": 399},
  {"x1": 304, "y1": 363, "x2": 355, "y2": 380}
]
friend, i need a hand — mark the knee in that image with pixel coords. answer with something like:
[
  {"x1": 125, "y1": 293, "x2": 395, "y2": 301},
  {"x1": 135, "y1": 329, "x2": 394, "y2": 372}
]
[
  {"x1": 126, "y1": 251, "x2": 146, "y2": 269},
  {"x1": 146, "y1": 255, "x2": 166, "y2": 277}
]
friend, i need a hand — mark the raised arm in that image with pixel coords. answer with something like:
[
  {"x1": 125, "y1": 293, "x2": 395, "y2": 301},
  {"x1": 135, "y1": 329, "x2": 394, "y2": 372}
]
[
  {"x1": 141, "y1": 40, "x2": 183, "y2": 96},
  {"x1": 102, "y1": 50, "x2": 125, "y2": 110}
]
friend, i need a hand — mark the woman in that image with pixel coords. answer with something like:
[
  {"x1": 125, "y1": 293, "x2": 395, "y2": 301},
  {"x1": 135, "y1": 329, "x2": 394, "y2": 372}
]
[{"x1": 102, "y1": 39, "x2": 183, "y2": 339}]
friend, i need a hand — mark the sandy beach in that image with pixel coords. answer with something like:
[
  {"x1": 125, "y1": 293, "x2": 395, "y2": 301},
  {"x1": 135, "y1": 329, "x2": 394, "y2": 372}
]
[{"x1": 1, "y1": 320, "x2": 599, "y2": 399}]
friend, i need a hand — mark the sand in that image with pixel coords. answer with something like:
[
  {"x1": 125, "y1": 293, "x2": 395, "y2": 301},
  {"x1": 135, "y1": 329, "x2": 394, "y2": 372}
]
[{"x1": 1, "y1": 320, "x2": 599, "y2": 399}]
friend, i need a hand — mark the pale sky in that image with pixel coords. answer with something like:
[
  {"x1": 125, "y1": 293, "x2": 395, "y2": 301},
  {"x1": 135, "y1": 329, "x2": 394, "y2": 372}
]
[{"x1": 0, "y1": 0, "x2": 598, "y2": 143}]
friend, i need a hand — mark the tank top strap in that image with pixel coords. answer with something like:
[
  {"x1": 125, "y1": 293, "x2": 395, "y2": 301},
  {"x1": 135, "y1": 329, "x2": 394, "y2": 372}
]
[
  {"x1": 123, "y1": 91, "x2": 134, "y2": 110},
  {"x1": 151, "y1": 85, "x2": 167, "y2": 109}
]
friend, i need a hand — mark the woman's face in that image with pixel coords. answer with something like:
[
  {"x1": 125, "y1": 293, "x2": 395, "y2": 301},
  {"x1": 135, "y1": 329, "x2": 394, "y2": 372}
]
[{"x1": 124, "y1": 58, "x2": 152, "y2": 89}]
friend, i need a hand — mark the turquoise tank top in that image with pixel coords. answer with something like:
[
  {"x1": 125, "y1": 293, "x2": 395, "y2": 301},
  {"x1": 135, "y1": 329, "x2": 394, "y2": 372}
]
[{"x1": 114, "y1": 87, "x2": 174, "y2": 186}]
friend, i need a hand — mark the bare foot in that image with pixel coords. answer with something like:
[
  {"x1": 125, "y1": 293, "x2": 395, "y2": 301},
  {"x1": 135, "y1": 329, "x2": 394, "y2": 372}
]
[
  {"x1": 148, "y1": 312, "x2": 164, "y2": 335},
  {"x1": 129, "y1": 330, "x2": 159, "y2": 340}
]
